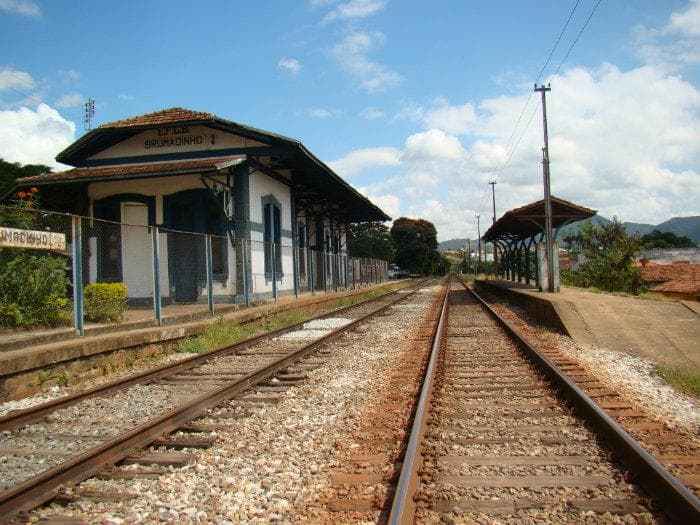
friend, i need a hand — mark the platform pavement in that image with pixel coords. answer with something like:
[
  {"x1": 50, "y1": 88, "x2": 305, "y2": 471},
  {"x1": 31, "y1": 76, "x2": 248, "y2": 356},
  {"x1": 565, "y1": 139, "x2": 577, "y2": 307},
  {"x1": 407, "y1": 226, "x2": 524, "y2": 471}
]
[
  {"x1": 479, "y1": 280, "x2": 700, "y2": 370},
  {"x1": 0, "y1": 280, "x2": 408, "y2": 391}
]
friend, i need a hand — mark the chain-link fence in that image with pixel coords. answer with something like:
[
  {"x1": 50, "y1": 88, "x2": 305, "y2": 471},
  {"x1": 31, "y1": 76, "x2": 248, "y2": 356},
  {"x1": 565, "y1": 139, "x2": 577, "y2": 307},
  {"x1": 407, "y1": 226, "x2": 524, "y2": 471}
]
[{"x1": 0, "y1": 205, "x2": 390, "y2": 337}]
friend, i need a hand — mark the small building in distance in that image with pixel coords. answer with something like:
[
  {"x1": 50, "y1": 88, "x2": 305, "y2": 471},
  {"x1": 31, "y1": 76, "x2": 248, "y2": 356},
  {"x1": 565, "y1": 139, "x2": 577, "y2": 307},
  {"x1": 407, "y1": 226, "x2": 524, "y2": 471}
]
[
  {"x1": 16, "y1": 107, "x2": 389, "y2": 304},
  {"x1": 638, "y1": 260, "x2": 700, "y2": 301}
]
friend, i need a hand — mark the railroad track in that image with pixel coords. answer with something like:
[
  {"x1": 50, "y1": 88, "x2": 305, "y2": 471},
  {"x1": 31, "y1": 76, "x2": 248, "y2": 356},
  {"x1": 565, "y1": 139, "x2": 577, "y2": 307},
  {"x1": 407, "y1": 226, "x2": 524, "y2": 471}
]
[
  {"x1": 384, "y1": 279, "x2": 700, "y2": 524},
  {"x1": 472, "y1": 282, "x2": 700, "y2": 499},
  {"x1": 0, "y1": 279, "x2": 429, "y2": 520}
]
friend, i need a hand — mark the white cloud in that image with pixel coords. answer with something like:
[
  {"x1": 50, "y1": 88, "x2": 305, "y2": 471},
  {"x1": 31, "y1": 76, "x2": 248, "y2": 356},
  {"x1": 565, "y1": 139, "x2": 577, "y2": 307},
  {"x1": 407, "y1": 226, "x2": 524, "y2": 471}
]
[
  {"x1": 403, "y1": 129, "x2": 465, "y2": 161},
  {"x1": 57, "y1": 69, "x2": 80, "y2": 84},
  {"x1": 327, "y1": 62, "x2": 700, "y2": 239},
  {"x1": 55, "y1": 92, "x2": 83, "y2": 108},
  {"x1": 118, "y1": 93, "x2": 135, "y2": 101},
  {"x1": 329, "y1": 146, "x2": 400, "y2": 178},
  {"x1": 0, "y1": 0, "x2": 40, "y2": 16},
  {"x1": 331, "y1": 30, "x2": 401, "y2": 93},
  {"x1": 0, "y1": 103, "x2": 75, "y2": 169},
  {"x1": 423, "y1": 99, "x2": 477, "y2": 135},
  {"x1": 359, "y1": 107, "x2": 384, "y2": 120},
  {"x1": 277, "y1": 57, "x2": 302, "y2": 75},
  {"x1": 364, "y1": 192, "x2": 400, "y2": 218},
  {"x1": 323, "y1": 0, "x2": 386, "y2": 22},
  {"x1": 668, "y1": 0, "x2": 700, "y2": 36},
  {"x1": 633, "y1": 0, "x2": 700, "y2": 69},
  {"x1": 0, "y1": 68, "x2": 35, "y2": 91},
  {"x1": 306, "y1": 107, "x2": 340, "y2": 119}
]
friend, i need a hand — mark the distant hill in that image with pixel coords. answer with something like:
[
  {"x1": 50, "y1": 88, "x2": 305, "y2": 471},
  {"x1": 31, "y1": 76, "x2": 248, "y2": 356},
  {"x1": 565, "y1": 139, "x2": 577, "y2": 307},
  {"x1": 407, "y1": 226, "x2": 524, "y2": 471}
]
[
  {"x1": 439, "y1": 215, "x2": 700, "y2": 248},
  {"x1": 438, "y1": 238, "x2": 470, "y2": 251}
]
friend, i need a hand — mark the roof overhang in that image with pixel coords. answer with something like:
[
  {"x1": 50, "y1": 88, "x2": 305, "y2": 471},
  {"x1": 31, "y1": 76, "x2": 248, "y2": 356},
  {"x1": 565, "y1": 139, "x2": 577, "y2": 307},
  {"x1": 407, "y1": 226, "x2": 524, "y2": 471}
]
[{"x1": 483, "y1": 196, "x2": 596, "y2": 243}]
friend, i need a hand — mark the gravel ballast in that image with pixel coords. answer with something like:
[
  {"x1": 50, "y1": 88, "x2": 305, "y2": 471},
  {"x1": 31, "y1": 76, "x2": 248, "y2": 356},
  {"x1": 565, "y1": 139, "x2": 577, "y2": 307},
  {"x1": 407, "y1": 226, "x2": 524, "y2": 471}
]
[{"x1": 29, "y1": 284, "x2": 440, "y2": 523}]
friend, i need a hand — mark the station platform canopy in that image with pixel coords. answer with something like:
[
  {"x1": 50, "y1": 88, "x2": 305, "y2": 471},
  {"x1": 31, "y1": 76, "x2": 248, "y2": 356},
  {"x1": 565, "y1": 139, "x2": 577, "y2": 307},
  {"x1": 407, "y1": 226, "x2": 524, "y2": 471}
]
[{"x1": 483, "y1": 196, "x2": 596, "y2": 243}]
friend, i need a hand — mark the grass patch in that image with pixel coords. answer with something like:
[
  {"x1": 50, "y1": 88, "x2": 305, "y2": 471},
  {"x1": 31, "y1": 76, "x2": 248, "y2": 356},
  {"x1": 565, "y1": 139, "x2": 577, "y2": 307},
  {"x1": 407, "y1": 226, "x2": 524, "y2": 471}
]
[
  {"x1": 177, "y1": 282, "x2": 408, "y2": 355},
  {"x1": 656, "y1": 365, "x2": 700, "y2": 398}
]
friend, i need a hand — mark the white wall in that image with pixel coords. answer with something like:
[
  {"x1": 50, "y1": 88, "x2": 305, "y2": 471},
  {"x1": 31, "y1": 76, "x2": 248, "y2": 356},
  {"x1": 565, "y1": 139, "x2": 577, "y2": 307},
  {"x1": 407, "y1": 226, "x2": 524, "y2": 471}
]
[
  {"x1": 248, "y1": 170, "x2": 293, "y2": 294},
  {"x1": 87, "y1": 173, "x2": 235, "y2": 301}
]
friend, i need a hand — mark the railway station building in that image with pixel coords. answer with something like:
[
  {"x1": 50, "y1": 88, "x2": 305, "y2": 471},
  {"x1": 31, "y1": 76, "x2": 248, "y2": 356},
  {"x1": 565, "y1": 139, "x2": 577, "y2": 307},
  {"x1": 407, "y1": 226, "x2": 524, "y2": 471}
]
[{"x1": 16, "y1": 107, "x2": 389, "y2": 304}]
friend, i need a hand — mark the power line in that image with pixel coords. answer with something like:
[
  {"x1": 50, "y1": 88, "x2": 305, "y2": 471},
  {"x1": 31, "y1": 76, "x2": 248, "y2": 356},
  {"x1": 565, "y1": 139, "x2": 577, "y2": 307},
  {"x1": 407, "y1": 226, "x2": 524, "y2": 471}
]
[
  {"x1": 553, "y1": 0, "x2": 605, "y2": 75},
  {"x1": 486, "y1": 0, "x2": 604, "y2": 194},
  {"x1": 493, "y1": 0, "x2": 582, "y2": 183}
]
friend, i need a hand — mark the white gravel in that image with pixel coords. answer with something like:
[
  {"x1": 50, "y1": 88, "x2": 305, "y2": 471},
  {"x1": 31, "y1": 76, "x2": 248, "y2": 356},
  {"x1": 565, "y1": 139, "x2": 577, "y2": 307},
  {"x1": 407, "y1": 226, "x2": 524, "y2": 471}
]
[
  {"x1": 31, "y1": 286, "x2": 438, "y2": 523},
  {"x1": 0, "y1": 387, "x2": 63, "y2": 418},
  {"x1": 303, "y1": 317, "x2": 352, "y2": 330},
  {"x1": 557, "y1": 337, "x2": 700, "y2": 432},
  {"x1": 278, "y1": 328, "x2": 331, "y2": 340}
]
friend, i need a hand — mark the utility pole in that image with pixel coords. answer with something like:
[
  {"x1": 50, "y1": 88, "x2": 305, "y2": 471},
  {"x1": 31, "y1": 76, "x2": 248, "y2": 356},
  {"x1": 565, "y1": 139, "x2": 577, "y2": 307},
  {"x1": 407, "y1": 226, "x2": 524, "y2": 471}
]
[{"x1": 535, "y1": 83, "x2": 555, "y2": 293}]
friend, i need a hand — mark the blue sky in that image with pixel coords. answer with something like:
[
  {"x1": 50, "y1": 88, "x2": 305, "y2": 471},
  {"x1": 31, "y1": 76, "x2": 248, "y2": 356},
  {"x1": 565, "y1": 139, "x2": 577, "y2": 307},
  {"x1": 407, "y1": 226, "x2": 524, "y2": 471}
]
[{"x1": 1, "y1": 0, "x2": 699, "y2": 239}]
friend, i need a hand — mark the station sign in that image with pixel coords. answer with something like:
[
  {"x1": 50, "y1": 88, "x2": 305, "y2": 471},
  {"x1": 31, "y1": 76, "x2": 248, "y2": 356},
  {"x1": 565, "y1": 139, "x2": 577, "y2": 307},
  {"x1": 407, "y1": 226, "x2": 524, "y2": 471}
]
[{"x1": 0, "y1": 226, "x2": 66, "y2": 252}]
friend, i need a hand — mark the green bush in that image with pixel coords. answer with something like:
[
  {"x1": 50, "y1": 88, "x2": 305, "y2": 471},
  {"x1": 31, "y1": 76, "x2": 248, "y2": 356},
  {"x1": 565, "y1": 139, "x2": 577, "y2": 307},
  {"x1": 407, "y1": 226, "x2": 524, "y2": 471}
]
[
  {"x1": 84, "y1": 283, "x2": 128, "y2": 323},
  {"x1": 0, "y1": 252, "x2": 72, "y2": 328}
]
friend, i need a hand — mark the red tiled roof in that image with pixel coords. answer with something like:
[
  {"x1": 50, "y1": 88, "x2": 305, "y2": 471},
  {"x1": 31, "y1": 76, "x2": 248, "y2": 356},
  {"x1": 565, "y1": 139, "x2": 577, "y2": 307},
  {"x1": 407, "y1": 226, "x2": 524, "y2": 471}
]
[
  {"x1": 18, "y1": 156, "x2": 245, "y2": 185},
  {"x1": 651, "y1": 280, "x2": 700, "y2": 295},
  {"x1": 640, "y1": 262, "x2": 700, "y2": 283},
  {"x1": 99, "y1": 107, "x2": 216, "y2": 129}
]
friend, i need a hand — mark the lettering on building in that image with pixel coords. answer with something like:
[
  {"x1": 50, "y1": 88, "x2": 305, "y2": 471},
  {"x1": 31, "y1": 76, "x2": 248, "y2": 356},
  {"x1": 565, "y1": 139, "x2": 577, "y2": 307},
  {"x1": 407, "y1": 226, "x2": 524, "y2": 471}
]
[
  {"x1": 0, "y1": 227, "x2": 66, "y2": 252},
  {"x1": 144, "y1": 126, "x2": 216, "y2": 150}
]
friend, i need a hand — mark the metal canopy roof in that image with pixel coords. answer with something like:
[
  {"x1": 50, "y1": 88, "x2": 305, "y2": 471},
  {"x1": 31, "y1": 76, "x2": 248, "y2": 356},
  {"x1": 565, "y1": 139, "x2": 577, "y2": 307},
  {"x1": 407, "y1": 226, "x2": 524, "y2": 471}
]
[{"x1": 483, "y1": 196, "x2": 596, "y2": 242}]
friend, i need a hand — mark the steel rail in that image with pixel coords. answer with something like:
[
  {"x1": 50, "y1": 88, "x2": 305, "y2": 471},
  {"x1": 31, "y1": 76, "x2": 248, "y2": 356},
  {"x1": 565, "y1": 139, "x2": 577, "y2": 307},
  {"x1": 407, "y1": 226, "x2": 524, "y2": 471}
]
[
  {"x1": 467, "y1": 282, "x2": 700, "y2": 524},
  {"x1": 0, "y1": 281, "x2": 429, "y2": 518},
  {"x1": 387, "y1": 278, "x2": 450, "y2": 525},
  {"x1": 0, "y1": 280, "x2": 424, "y2": 432}
]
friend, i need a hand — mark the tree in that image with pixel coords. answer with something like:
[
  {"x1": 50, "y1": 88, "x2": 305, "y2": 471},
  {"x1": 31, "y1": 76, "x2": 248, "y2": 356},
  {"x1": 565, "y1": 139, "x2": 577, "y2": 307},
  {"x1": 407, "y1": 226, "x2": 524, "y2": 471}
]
[
  {"x1": 565, "y1": 218, "x2": 643, "y2": 293},
  {"x1": 0, "y1": 158, "x2": 52, "y2": 203},
  {"x1": 347, "y1": 222, "x2": 395, "y2": 261},
  {"x1": 641, "y1": 230, "x2": 696, "y2": 249},
  {"x1": 390, "y1": 217, "x2": 440, "y2": 275}
]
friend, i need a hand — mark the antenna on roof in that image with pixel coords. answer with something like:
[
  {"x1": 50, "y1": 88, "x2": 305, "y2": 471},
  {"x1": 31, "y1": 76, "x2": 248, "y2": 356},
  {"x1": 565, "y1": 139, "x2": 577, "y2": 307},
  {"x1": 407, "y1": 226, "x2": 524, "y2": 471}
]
[{"x1": 83, "y1": 98, "x2": 95, "y2": 131}]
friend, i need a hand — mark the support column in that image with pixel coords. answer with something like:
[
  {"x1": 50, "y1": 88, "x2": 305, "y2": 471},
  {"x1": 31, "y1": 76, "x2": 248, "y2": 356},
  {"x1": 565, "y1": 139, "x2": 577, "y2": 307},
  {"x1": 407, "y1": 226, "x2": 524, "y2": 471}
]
[
  {"x1": 151, "y1": 226, "x2": 162, "y2": 325},
  {"x1": 205, "y1": 234, "x2": 214, "y2": 315},
  {"x1": 71, "y1": 216, "x2": 84, "y2": 336}
]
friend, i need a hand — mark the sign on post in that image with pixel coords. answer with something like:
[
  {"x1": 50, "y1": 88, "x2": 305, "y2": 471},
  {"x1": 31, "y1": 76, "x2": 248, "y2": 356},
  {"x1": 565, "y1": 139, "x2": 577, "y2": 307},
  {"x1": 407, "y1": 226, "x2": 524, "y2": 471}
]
[{"x1": 0, "y1": 227, "x2": 66, "y2": 252}]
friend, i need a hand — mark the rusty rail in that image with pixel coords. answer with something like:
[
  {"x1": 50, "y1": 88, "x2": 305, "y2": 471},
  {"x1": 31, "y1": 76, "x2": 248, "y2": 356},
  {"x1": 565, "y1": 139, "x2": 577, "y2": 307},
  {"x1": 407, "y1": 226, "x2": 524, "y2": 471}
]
[
  {"x1": 387, "y1": 277, "x2": 450, "y2": 525},
  {"x1": 0, "y1": 280, "x2": 430, "y2": 518},
  {"x1": 0, "y1": 280, "x2": 424, "y2": 432},
  {"x1": 466, "y1": 283, "x2": 700, "y2": 523}
]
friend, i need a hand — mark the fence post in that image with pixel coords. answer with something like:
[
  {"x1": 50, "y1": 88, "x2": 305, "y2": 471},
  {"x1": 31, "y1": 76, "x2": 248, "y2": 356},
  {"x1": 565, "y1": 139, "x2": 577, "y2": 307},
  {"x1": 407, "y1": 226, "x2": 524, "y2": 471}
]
[
  {"x1": 293, "y1": 245, "x2": 299, "y2": 299},
  {"x1": 151, "y1": 226, "x2": 162, "y2": 325},
  {"x1": 322, "y1": 249, "x2": 327, "y2": 294},
  {"x1": 242, "y1": 239, "x2": 250, "y2": 307},
  {"x1": 271, "y1": 241, "x2": 278, "y2": 301},
  {"x1": 71, "y1": 215, "x2": 84, "y2": 336},
  {"x1": 205, "y1": 234, "x2": 214, "y2": 315},
  {"x1": 309, "y1": 247, "x2": 315, "y2": 295}
]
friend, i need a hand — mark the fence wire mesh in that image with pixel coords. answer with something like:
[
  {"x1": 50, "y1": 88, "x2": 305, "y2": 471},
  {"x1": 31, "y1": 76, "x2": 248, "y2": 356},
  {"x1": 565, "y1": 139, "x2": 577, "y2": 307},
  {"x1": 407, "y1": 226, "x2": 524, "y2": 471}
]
[{"x1": 0, "y1": 205, "x2": 390, "y2": 336}]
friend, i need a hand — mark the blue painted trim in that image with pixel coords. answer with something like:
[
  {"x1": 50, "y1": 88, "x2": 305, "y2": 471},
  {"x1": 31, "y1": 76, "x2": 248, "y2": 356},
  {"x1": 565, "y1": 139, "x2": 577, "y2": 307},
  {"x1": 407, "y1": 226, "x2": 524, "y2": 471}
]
[{"x1": 78, "y1": 147, "x2": 282, "y2": 167}]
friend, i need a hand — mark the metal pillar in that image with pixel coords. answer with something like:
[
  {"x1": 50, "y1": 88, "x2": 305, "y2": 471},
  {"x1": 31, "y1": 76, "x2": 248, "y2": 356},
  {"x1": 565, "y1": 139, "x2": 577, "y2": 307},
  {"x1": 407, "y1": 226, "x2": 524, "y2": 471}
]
[
  {"x1": 242, "y1": 240, "x2": 250, "y2": 306},
  {"x1": 151, "y1": 226, "x2": 162, "y2": 325},
  {"x1": 205, "y1": 234, "x2": 214, "y2": 315},
  {"x1": 71, "y1": 216, "x2": 84, "y2": 336},
  {"x1": 271, "y1": 241, "x2": 277, "y2": 301}
]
